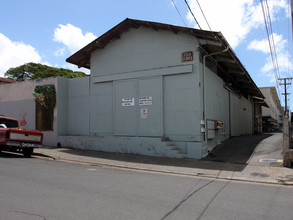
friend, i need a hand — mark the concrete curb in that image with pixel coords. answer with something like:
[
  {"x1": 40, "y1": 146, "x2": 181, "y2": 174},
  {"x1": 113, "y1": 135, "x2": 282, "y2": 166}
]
[{"x1": 33, "y1": 148, "x2": 293, "y2": 186}]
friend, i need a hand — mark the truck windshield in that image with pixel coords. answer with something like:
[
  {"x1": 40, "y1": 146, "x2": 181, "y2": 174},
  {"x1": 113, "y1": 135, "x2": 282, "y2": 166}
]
[{"x1": 0, "y1": 118, "x2": 18, "y2": 128}]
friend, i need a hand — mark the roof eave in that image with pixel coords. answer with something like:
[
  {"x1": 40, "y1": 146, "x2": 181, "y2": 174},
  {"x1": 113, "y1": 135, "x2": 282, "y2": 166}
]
[
  {"x1": 66, "y1": 18, "x2": 263, "y2": 99},
  {"x1": 66, "y1": 18, "x2": 218, "y2": 69}
]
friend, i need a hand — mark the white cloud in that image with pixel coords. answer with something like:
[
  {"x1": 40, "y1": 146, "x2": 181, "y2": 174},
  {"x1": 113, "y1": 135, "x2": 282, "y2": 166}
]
[
  {"x1": 248, "y1": 33, "x2": 286, "y2": 54},
  {"x1": 54, "y1": 47, "x2": 66, "y2": 57},
  {"x1": 261, "y1": 53, "x2": 293, "y2": 76},
  {"x1": 53, "y1": 24, "x2": 97, "y2": 54},
  {"x1": 248, "y1": 33, "x2": 293, "y2": 79},
  {"x1": 264, "y1": 71, "x2": 277, "y2": 83},
  {"x1": 247, "y1": 38, "x2": 270, "y2": 53},
  {"x1": 186, "y1": 0, "x2": 288, "y2": 48},
  {"x1": 62, "y1": 63, "x2": 90, "y2": 75},
  {"x1": 0, "y1": 33, "x2": 41, "y2": 77}
]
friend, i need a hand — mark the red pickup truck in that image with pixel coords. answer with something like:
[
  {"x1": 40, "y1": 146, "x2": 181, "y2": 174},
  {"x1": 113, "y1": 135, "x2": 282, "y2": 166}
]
[{"x1": 0, "y1": 116, "x2": 43, "y2": 157}]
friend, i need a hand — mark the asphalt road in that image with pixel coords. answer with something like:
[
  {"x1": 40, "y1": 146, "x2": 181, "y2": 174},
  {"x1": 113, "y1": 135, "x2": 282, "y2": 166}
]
[{"x1": 0, "y1": 152, "x2": 293, "y2": 220}]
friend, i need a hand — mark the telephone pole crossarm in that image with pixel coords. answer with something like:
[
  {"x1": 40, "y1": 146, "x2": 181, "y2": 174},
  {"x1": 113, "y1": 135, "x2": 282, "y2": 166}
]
[{"x1": 278, "y1": 78, "x2": 293, "y2": 113}]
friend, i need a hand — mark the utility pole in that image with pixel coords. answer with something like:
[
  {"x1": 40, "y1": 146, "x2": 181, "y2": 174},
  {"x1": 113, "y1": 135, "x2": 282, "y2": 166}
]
[
  {"x1": 278, "y1": 77, "x2": 293, "y2": 167},
  {"x1": 278, "y1": 78, "x2": 293, "y2": 113}
]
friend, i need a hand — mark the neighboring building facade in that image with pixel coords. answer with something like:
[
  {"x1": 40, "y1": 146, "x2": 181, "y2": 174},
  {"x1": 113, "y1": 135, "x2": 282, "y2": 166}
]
[
  {"x1": 0, "y1": 77, "x2": 59, "y2": 146},
  {"x1": 58, "y1": 19, "x2": 266, "y2": 159},
  {"x1": 259, "y1": 87, "x2": 283, "y2": 131}
]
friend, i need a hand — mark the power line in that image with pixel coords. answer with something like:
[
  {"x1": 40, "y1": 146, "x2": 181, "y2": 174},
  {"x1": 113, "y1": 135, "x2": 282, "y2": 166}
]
[
  {"x1": 262, "y1": 0, "x2": 280, "y2": 80},
  {"x1": 195, "y1": 0, "x2": 212, "y2": 31},
  {"x1": 184, "y1": 0, "x2": 202, "y2": 30},
  {"x1": 287, "y1": 0, "x2": 291, "y2": 77},
  {"x1": 171, "y1": 0, "x2": 187, "y2": 27},
  {"x1": 266, "y1": 0, "x2": 281, "y2": 79},
  {"x1": 260, "y1": 0, "x2": 282, "y2": 100},
  {"x1": 290, "y1": 0, "x2": 293, "y2": 43}
]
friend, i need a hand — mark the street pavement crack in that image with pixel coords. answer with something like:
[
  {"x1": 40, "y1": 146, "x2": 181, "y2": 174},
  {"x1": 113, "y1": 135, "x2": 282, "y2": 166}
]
[
  {"x1": 9, "y1": 210, "x2": 47, "y2": 220},
  {"x1": 196, "y1": 181, "x2": 230, "y2": 220},
  {"x1": 160, "y1": 179, "x2": 216, "y2": 220}
]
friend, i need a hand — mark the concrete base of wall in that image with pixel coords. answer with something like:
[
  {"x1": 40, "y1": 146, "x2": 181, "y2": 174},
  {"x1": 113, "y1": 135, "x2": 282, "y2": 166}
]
[{"x1": 58, "y1": 135, "x2": 203, "y2": 159}]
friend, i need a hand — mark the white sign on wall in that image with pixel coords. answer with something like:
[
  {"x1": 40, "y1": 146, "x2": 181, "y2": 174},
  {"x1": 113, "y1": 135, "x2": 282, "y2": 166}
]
[
  {"x1": 207, "y1": 129, "x2": 215, "y2": 139},
  {"x1": 139, "y1": 96, "x2": 152, "y2": 106},
  {"x1": 122, "y1": 97, "x2": 135, "y2": 106},
  {"x1": 207, "y1": 120, "x2": 216, "y2": 139},
  {"x1": 207, "y1": 120, "x2": 215, "y2": 129},
  {"x1": 141, "y1": 108, "x2": 148, "y2": 119}
]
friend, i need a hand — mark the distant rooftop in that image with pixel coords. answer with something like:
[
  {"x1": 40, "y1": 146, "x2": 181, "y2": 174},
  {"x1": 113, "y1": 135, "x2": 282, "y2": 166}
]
[{"x1": 0, "y1": 77, "x2": 16, "y2": 84}]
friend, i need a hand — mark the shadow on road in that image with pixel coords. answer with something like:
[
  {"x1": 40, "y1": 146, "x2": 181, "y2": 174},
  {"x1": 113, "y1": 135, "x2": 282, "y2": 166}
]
[
  {"x1": 0, "y1": 151, "x2": 26, "y2": 158},
  {"x1": 55, "y1": 134, "x2": 271, "y2": 172},
  {"x1": 203, "y1": 134, "x2": 271, "y2": 164},
  {"x1": 60, "y1": 148, "x2": 245, "y2": 171},
  {"x1": 0, "y1": 151, "x2": 55, "y2": 159}
]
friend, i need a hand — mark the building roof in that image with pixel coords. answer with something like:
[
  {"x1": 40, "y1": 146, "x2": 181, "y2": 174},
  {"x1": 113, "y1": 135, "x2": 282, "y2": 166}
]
[
  {"x1": 259, "y1": 87, "x2": 282, "y2": 110},
  {"x1": 66, "y1": 18, "x2": 265, "y2": 100},
  {"x1": 0, "y1": 77, "x2": 16, "y2": 84}
]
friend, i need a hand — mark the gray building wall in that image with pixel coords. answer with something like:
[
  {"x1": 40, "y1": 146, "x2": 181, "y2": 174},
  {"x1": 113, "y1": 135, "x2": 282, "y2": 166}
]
[
  {"x1": 202, "y1": 61, "x2": 254, "y2": 155},
  {"x1": 57, "y1": 77, "x2": 69, "y2": 135},
  {"x1": 90, "y1": 27, "x2": 200, "y2": 139},
  {"x1": 260, "y1": 87, "x2": 282, "y2": 123},
  {"x1": 61, "y1": 26, "x2": 256, "y2": 158},
  {"x1": 57, "y1": 76, "x2": 90, "y2": 136},
  {"x1": 68, "y1": 77, "x2": 90, "y2": 135}
]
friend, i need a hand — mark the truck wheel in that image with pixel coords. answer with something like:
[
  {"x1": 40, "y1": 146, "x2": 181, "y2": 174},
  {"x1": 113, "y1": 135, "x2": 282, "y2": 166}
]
[{"x1": 22, "y1": 148, "x2": 34, "y2": 157}]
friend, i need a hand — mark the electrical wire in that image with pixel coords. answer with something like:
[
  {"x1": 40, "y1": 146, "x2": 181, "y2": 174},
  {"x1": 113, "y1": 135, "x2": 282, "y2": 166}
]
[
  {"x1": 184, "y1": 0, "x2": 202, "y2": 29},
  {"x1": 266, "y1": 0, "x2": 280, "y2": 79},
  {"x1": 171, "y1": 0, "x2": 187, "y2": 27},
  {"x1": 287, "y1": 0, "x2": 290, "y2": 77},
  {"x1": 260, "y1": 0, "x2": 282, "y2": 99},
  {"x1": 196, "y1": 0, "x2": 212, "y2": 31},
  {"x1": 286, "y1": 0, "x2": 292, "y2": 112}
]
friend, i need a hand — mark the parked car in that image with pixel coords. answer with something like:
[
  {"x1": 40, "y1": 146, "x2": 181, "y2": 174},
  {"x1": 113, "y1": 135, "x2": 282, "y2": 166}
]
[{"x1": 0, "y1": 116, "x2": 43, "y2": 157}]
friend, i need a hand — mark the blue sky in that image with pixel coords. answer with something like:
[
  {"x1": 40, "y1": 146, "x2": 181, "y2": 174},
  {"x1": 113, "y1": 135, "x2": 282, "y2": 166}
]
[{"x1": 0, "y1": 0, "x2": 292, "y2": 107}]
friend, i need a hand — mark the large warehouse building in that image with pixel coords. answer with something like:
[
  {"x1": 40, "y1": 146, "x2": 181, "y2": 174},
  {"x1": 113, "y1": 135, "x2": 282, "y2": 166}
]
[{"x1": 58, "y1": 18, "x2": 266, "y2": 158}]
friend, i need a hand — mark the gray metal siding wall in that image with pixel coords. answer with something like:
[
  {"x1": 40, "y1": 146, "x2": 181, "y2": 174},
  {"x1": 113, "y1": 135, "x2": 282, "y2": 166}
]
[
  {"x1": 90, "y1": 82, "x2": 113, "y2": 135},
  {"x1": 90, "y1": 27, "x2": 197, "y2": 77},
  {"x1": 230, "y1": 94, "x2": 239, "y2": 136},
  {"x1": 203, "y1": 66, "x2": 230, "y2": 154},
  {"x1": 89, "y1": 26, "x2": 200, "y2": 141},
  {"x1": 112, "y1": 77, "x2": 163, "y2": 136},
  {"x1": 66, "y1": 77, "x2": 90, "y2": 135},
  {"x1": 205, "y1": 67, "x2": 230, "y2": 138},
  {"x1": 90, "y1": 71, "x2": 200, "y2": 139},
  {"x1": 64, "y1": 26, "x2": 253, "y2": 157},
  {"x1": 57, "y1": 77, "x2": 69, "y2": 135},
  {"x1": 238, "y1": 96, "x2": 253, "y2": 135},
  {"x1": 229, "y1": 90, "x2": 254, "y2": 136},
  {"x1": 202, "y1": 61, "x2": 254, "y2": 155},
  {"x1": 138, "y1": 77, "x2": 162, "y2": 136},
  {"x1": 163, "y1": 73, "x2": 200, "y2": 139},
  {"x1": 114, "y1": 80, "x2": 137, "y2": 135}
]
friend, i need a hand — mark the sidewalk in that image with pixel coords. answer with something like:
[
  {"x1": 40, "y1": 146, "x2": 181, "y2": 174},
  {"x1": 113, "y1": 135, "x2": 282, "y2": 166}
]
[{"x1": 34, "y1": 133, "x2": 293, "y2": 186}]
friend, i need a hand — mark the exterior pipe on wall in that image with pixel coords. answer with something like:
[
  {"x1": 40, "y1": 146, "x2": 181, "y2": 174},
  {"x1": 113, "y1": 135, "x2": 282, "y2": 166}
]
[{"x1": 201, "y1": 46, "x2": 230, "y2": 145}]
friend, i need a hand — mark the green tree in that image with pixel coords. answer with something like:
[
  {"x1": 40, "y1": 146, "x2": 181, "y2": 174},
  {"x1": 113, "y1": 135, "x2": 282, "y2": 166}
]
[{"x1": 4, "y1": 62, "x2": 87, "y2": 81}]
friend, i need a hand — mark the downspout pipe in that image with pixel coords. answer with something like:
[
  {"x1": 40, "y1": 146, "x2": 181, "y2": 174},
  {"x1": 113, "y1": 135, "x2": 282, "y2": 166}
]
[{"x1": 202, "y1": 46, "x2": 230, "y2": 145}]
